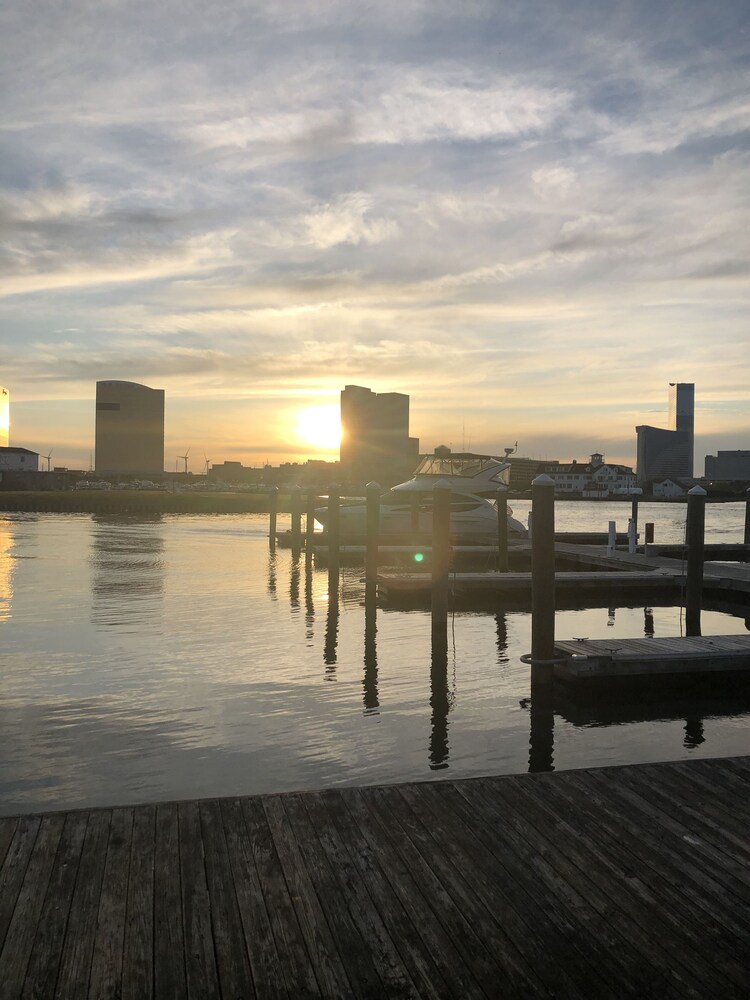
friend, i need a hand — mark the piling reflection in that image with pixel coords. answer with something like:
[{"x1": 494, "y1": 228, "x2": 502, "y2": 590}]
[
  {"x1": 267, "y1": 552, "x2": 277, "y2": 599},
  {"x1": 495, "y1": 612, "x2": 509, "y2": 669},
  {"x1": 644, "y1": 607, "x2": 655, "y2": 637},
  {"x1": 684, "y1": 717, "x2": 706, "y2": 748},
  {"x1": 289, "y1": 554, "x2": 300, "y2": 611},
  {"x1": 324, "y1": 569, "x2": 340, "y2": 674},
  {"x1": 528, "y1": 679, "x2": 555, "y2": 773},
  {"x1": 90, "y1": 515, "x2": 165, "y2": 629},
  {"x1": 0, "y1": 520, "x2": 13, "y2": 623},
  {"x1": 429, "y1": 628, "x2": 450, "y2": 770},
  {"x1": 363, "y1": 596, "x2": 379, "y2": 714}
]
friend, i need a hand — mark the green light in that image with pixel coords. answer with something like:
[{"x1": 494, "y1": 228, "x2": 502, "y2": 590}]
[{"x1": 414, "y1": 552, "x2": 425, "y2": 563}]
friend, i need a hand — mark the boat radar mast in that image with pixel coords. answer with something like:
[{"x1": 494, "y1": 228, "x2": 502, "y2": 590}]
[{"x1": 503, "y1": 442, "x2": 518, "y2": 458}]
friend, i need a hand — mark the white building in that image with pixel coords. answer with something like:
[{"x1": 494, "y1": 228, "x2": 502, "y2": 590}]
[
  {"x1": 0, "y1": 447, "x2": 39, "y2": 471},
  {"x1": 541, "y1": 453, "x2": 637, "y2": 497}
]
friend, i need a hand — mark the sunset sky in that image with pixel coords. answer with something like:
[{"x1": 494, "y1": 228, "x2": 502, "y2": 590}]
[{"x1": 1, "y1": 0, "x2": 748, "y2": 473}]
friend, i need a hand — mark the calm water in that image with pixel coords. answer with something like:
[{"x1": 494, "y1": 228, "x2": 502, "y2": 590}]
[{"x1": 1, "y1": 501, "x2": 748, "y2": 816}]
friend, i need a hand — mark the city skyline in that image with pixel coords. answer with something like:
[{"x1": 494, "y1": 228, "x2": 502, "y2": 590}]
[{"x1": 1, "y1": 1, "x2": 749, "y2": 469}]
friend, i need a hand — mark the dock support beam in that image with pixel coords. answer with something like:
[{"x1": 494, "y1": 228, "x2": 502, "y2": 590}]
[
  {"x1": 496, "y1": 487, "x2": 509, "y2": 572},
  {"x1": 326, "y1": 484, "x2": 340, "y2": 577},
  {"x1": 745, "y1": 488, "x2": 750, "y2": 546},
  {"x1": 530, "y1": 474, "x2": 556, "y2": 687},
  {"x1": 305, "y1": 492, "x2": 317, "y2": 566},
  {"x1": 365, "y1": 482, "x2": 380, "y2": 591},
  {"x1": 268, "y1": 487, "x2": 278, "y2": 551},
  {"x1": 431, "y1": 481, "x2": 451, "y2": 630},
  {"x1": 685, "y1": 485, "x2": 707, "y2": 637},
  {"x1": 290, "y1": 485, "x2": 302, "y2": 555}
]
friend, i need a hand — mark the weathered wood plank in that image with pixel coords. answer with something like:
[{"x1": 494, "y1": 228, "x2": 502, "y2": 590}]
[
  {"x1": 178, "y1": 801, "x2": 219, "y2": 1000},
  {"x1": 219, "y1": 799, "x2": 288, "y2": 1000},
  {"x1": 263, "y1": 794, "x2": 353, "y2": 999},
  {"x1": 199, "y1": 800, "x2": 255, "y2": 1000},
  {"x1": 282, "y1": 793, "x2": 391, "y2": 1000},
  {"x1": 240, "y1": 796, "x2": 319, "y2": 998},
  {"x1": 507, "y1": 772, "x2": 747, "y2": 996},
  {"x1": 452, "y1": 778, "x2": 674, "y2": 999},
  {"x1": 0, "y1": 813, "x2": 64, "y2": 1000},
  {"x1": 400, "y1": 781, "x2": 603, "y2": 1000},
  {"x1": 122, "y1": 805, "x2": 155, "y2": 1000},
  {"x1": 88, "y1": 807, "x2": 134, "y2": 1000},
  {"x1": 0, "y1": 815, "x2": 40, "y2": 954},
  {"x1": 347, "y1": 786, "x2": 515, "y2": 1000},
  {"x1": 0, "y1": 817, "x2": 18, "y2": 870},
  {"x1": 21, "y1": 811, "x2": 87, "y2": 1000},
  {"x1": 154, "y1": 803, "x2": 186, "y2": 1000}
]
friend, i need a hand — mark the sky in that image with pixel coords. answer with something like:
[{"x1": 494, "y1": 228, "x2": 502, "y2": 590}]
[{"x1": 1, "y1": 0, "x2": 748, "y2": 473}]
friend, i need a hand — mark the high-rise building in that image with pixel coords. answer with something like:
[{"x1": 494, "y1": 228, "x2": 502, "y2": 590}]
[
  {"x1": 635, "y1": 382, "x2": 695, "y2": 482},
  {"x1": 0, "y1": 386, "x2": 9, "y2": 448},
  {"x1": 95, "y1": 380, "x2": 165, "y2": 475},
  {"x1": 340, "y1": 385, "x2": 419, "y2": 485}
]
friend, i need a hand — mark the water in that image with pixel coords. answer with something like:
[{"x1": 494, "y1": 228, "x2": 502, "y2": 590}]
[{"x1": 1, "y1": 502, "x2": 748, "y2": 816}]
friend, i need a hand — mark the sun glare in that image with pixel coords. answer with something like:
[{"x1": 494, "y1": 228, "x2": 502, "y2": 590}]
[{"x1": 295, "y1": 404, "x2": 341, "y2": 451}]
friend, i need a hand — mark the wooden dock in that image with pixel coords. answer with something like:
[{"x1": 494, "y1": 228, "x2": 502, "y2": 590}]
[
  {"x1": 1, "y1": 757, "x2": 749, "y2": 998},
  {"x1": 554, "y1": 634, "x2": 750, "y2": 682}
]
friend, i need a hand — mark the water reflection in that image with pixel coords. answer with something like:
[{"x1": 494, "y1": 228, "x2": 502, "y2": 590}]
[
  {"x1": 528, "y1": 680, "x2": 555, "y2": 773},
  {"x1": 363, "y1": 598, "x2": 379, "y2": 715},
  {"x1": 324, "y1": 570, "x2": 340, "y2": 673},
  {"x1": 644, "y1": 607, "x2": 655, "y2": 637},
  {"x1": 495, "y1": 612, "x2": 509, "y2": 669},
  {"x1": 0, "y1": 521, "x2": 13, "y2": 623},
  {"x1": 683, "y1": 717, "x2": 706, "y2": 749},
  {"x1": 289, "y1": 554, "x2": 300, "y2": 612},
  {"x1": 90, "y1": 516, "x2": 165, "y2": 630},
  {"x1": 267, "y1": 552, "x2": 277, "y2": 599},
  {"x1": 429, "y1": 629, "x2": 450, "y2": 770},
  {"x1": 304, "y1": 563, "x2": 315, "y2": 643}
]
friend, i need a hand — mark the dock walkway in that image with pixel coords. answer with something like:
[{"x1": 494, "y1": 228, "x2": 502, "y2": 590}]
[{"x1": 1, "y1": 757, "x2": 749, "y2": 998}]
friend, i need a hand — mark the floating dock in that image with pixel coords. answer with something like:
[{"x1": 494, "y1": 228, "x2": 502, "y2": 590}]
[
  {"x1": 1, "y1": 757, "x2": 749, "y2": 998},
  {"x1": 554, "y1": 634, "x2": 750, "y2": 683}
]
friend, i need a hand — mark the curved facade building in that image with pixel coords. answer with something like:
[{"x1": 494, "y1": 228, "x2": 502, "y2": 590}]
[{"x1": 95, "y1": 380, "x2": 165, "y2": 475}]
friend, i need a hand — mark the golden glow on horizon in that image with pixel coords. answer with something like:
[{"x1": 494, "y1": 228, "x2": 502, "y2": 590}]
[{"x1": 294, "y1": 404, "x2": 341, "y2": 451}]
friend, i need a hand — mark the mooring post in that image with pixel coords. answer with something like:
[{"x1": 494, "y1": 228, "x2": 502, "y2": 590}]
[
  {"x1": 631, "y1": 498, "x2": 639, "y2": 540},
  {"x1": 496, "y1": 486, "x2": 509, "y2": 572},
  {"x1": 268, "y1": 486, "x2": 278, "y2": 551},
  {"x1": 431, "y1": 480, "x2": 451, "y2": 630},
  {"x1": 607, "y1": 520, "x2": 616, "y2": 556},
  {"x1": 627, "y1": 517, "x2": 637, "y2": 554},
  {"x1": 326, "y1": 483, "x2": 340, "y2": 576},
  {"x1": 530, "y1": 474, "x2": 556, "y2": 686},
  {"x1": 745, "y1": 488, "x2": 750, "y2": 546},
  {"x1": 290, "y1": 485, "x2": 302, "y2": 554},
  {"x1": 685, "y1": 485, "x2": 706, "y2": 636},
  {"x1": 365, "y1": 482, "x2": 381, "y2": 588}
]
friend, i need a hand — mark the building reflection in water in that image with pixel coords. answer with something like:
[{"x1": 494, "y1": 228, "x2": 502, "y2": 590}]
[
  {"x1": 429, "y1": 628, "x2": 450, "y2": 770},
  {"x1": 363, "y1": 596, "x2": 379, "y2": 715},
  {"x1": 0, "y1": 520, "x2": 14, "y2": 623},
  {"x1": 324, "y1": 569, "x2": 340, "y2": 675},
  {"x1": 90, "y1": 515, "x2": 165, "y2": 629}
]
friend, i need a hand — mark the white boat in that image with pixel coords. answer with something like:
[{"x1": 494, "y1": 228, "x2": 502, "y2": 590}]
[{"x1": 316, "y1": 451, "x2": 527, "y2": 541}]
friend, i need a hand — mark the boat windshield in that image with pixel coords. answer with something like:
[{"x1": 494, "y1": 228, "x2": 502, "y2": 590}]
[{"x1": 412, "y1": 454, "x2": 509, "y2": 483}]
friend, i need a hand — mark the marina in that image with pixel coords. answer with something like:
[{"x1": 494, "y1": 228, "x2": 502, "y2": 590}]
[{"x1": 0, "y1": 756, "x2": 748, "y2": 998}]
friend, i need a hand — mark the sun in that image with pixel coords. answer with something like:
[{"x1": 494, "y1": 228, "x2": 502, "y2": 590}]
[{"x1": 294, "y1": 404, "x2": 341, "y2": 451}]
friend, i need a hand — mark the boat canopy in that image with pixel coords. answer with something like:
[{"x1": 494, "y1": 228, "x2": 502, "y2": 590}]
[{"x1": 411, "y1": 453, "x2": 509, "y2": 483}]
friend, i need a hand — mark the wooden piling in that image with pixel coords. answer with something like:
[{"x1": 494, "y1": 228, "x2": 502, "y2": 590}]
[
  {"x1": 365, "y1": 482, "x2": 380, "y2": 588},
  {"x1": 745, "y1": 488, "x2": 750, "y2": 546},
  {"x1": 268, "y1": 486, "x2": 278, "y2": 551},
  {"x1": 289, "y1": 485, "x2": 302, "y2": 554},
  {"x1": 530, "y1": 474, "x2": 556, "y2": 686},
  {"x1": 431, "y1": 481, "x2": 451, "y2": 629},
  {"x1": 326, "y1": 484, "x2": 340, "y2": 576},
  {"x1": 496, "y1": 487, "x2": 509, "y2": 572},
  {"x1": 305, "y1": 492, "x2": 317, "y2": 565},
  {"x1": 685, "y1": 485, "x2": 706, "y2": 636}
]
